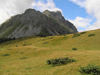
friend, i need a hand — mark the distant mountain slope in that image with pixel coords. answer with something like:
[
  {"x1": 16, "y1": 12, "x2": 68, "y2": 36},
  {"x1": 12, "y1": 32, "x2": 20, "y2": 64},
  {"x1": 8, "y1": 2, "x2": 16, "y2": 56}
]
[{"x1": 0, "y1": 9, "x2": 78, "y2": 38}]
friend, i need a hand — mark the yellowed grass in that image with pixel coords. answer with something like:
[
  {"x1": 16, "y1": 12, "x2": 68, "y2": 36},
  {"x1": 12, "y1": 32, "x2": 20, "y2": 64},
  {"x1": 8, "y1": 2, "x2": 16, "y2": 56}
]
[{"x1": 0, "y1": 29, "x2": 100, "y2": 75}]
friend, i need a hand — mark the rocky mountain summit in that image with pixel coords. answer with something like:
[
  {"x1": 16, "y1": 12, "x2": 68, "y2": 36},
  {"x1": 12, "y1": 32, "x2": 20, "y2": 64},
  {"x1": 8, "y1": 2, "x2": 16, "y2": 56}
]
[{"x1": 0, "y1": 9, "x2": 78, "y2": 38}]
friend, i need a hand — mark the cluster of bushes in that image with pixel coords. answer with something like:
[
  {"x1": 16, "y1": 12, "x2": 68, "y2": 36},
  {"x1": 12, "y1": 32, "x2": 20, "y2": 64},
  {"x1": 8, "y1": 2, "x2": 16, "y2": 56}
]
[
  {"x1": 47, "y1": 57, "x2": 76, "y2": 66},
  {"x1": 88, "y1": 34, "x2": 95, "y2": 37},
  {"x1": 79, "y1": 64, "x2": 100, "y2": 75},
  {"x1": 72, "y1": 32, "x2": 95, "y2": 38},
  {"x1": 80, "y1": 32, "x2": 86, "y2": 34},
  {"x1": 72, "y1": 33, "x2": 81, "y2": 38},
  {"x1": 72, "y1": 32, "x2": 87, "y2": 38},
  {"x1": 2, "y1": 54, "x2": 10, "y2": 56},
  {"x1": 0, "y1": 37, "x2": 15, "y2": 43}
]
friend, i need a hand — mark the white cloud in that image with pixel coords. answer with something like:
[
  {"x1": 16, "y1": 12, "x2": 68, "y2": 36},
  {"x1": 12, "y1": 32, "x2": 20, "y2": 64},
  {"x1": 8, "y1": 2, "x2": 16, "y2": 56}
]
[
  {"x1": 69, "y1": 0, "x2": 85, "y2": 7},
  {"x1": 0, "y1": 0, "x2": 35, "y2": 25},
  {"x1": 69, "y1": 0, "x2": 100, "y2": 31},
  {"x1": 32, "y1": 0, "x2": 62, "y2": 12},
  {"x1": 0, "y1": 0, "x2": 62, "y2": 25},
  {"x1": 69, "y1": 16, "x2": 92, "y2": 31}
]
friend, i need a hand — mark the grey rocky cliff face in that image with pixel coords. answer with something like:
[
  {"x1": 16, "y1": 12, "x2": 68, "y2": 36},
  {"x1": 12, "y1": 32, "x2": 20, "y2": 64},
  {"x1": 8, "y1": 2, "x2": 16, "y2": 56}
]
[
  {"x1": 43, "y1": 10, "x2": 78, "y2": 33},
  {"x1": 0, "y1": 9, "x2": 78, "y2": 38}
]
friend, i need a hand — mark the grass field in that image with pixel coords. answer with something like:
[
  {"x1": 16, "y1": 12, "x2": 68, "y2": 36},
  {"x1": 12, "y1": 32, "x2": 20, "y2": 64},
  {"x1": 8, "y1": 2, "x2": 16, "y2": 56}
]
[{"x1": 0, "y1": 29, "x2": 100, "y2": 75}]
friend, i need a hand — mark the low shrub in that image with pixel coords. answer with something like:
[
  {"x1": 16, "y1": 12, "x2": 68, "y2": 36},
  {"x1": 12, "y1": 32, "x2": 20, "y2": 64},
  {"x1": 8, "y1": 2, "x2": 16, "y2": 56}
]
[
  {"x1": 72, "y1": 48, "x2": 77, "y2": 50},
  {"x1": 79, "y1": 64, "x2": 100, "y2": 75},
  {"x1": 43, "y1": 42, "x2": 49, "y2": 44},
  {"x1": 88, "y1": 34, "x2": 95, "y2": 37},
  {"x1": 20, "y1": 57, "x2": 28, "y2": 60},
  {"x1": 23, "y1": 44, "x2": 26, "y2": 46},
  {"x1": 2, "y1": 54, "x2": 10, "y2": 56},
  {"x1": 20, "y1": 52, "x2": 24, "y2": 54},
  {"x1": 80, "y1": 32, "x2": 86, "y2": 34},
  {"x1": 72, "y1": 33, "x2": 81, "y2": 38},
  {"x1": 47, "y1": 57, "x2": 76, "y2": 66}
]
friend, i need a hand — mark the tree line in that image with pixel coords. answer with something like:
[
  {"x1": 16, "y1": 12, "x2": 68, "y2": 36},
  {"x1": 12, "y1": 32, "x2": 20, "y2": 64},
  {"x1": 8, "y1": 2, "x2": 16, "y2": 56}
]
[{"x1": 0, "y1": 37, "x2": 15, "y2": 43}]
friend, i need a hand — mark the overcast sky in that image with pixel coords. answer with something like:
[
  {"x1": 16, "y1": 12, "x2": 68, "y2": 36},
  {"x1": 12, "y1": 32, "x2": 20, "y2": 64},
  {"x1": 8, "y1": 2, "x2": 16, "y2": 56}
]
[{"x1": 0, "y1": 0, "x2": 100, "y2": 32}]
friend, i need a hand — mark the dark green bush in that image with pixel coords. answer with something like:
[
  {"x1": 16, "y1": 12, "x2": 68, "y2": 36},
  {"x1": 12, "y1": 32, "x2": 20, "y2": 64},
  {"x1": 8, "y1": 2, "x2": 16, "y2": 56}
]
[
  {"x1": 80, "y1": 32, "x2": 86, "y2": 34},
  {"x1": 47, "y1": 57, "x2": 76, "y2": 66},
  {"x1": 47, "y1": 60, "x2": 51, "y2": 65},
  {"x1": 72, "y1": 33, "x2": 81, "y2": 38},
  {"x1": 0, "y1": 37, "x2": 16, "y2": 43},
  {"x1": 23, "y1": 44, "x2": 26, "y2": 46},
  {"x1": 88, "y1": 34, "x2": 95, "y2": 37},
  {"x1": 79, "y1": 64, "x2": 100, "y2": 75},
  {"x1": 72, "y1": 48, "x2": 77, "y2": 50},
  {"x1": 2, "y1": 54, "x2": 10, "y2": 56}
]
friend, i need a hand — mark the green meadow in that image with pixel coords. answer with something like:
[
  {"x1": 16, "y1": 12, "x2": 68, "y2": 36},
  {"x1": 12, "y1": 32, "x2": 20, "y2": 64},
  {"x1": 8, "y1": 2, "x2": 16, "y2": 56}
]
[{"x1": 0, "y1": 29, "x2": 100, "y2": 75}]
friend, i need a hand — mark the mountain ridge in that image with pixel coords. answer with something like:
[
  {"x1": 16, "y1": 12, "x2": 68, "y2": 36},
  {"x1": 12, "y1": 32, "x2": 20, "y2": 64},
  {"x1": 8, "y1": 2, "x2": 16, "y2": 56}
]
[
  {"x1": 43, "y1": 10, "x2": 77, "y2": 33},
  {"x1": 0, "y1": 8, "x2": 78, "y2": 38}
]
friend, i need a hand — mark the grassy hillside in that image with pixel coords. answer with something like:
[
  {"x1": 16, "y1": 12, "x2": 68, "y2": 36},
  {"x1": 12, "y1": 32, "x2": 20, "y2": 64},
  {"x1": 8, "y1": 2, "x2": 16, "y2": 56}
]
[{"x1": 0, "y1": 29, "x2": 100, "y2": 75}]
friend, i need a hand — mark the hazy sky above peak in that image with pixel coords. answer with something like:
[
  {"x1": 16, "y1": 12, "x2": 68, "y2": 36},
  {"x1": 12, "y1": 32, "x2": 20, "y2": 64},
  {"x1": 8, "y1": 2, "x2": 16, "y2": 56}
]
[{"x1": 0, "y1": 0, "x2": 100, "y2": 32}]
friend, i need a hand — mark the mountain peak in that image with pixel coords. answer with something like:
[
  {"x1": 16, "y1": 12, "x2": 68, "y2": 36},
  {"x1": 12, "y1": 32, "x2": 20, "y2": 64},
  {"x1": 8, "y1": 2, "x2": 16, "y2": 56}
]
[
  {"x1": 0, "y1": 9, "x2": 78, "y2": 38},
  {"x1": 43, "y1": 10, "x2": 78, "y2": 33},
  {"x1": 24, "y1": 8, "x2": 36, "y2": 14},
  {"x1": 43, "y1": 10, "x2": 61, "y2": 13},
  {"x1": 43, "y1": 10, "x2": 62, "y2": 16}
]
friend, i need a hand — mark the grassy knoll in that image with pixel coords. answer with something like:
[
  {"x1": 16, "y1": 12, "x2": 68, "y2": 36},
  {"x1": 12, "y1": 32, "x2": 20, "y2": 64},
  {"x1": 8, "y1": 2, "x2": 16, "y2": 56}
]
[{"x1": 0, "y1": 29, "x2": 100, "y2": 75}]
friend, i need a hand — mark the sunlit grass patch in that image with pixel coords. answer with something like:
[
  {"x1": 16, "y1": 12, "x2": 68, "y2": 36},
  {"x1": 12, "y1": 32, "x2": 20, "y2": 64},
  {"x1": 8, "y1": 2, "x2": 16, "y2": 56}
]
[
  {"x1": 0, "y1": 29, "x2": 100, "y2": 75},
  {"x1": 25, "y1": 67, "x2": 32, "y2": 70}
]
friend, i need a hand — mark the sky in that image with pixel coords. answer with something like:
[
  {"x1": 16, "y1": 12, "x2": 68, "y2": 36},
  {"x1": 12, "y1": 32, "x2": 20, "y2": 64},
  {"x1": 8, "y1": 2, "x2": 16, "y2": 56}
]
[{"x1": 0, "y1": 0, "x2": 100, "y2": 32}]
